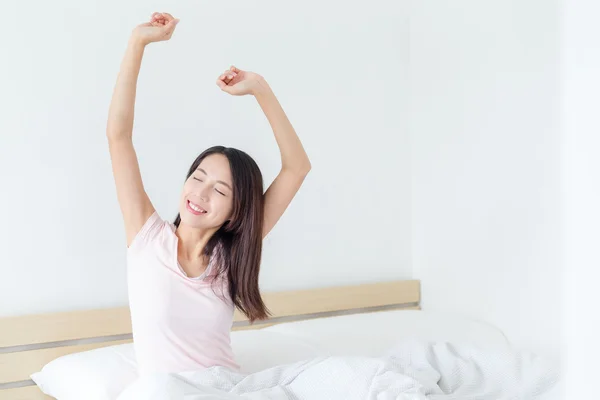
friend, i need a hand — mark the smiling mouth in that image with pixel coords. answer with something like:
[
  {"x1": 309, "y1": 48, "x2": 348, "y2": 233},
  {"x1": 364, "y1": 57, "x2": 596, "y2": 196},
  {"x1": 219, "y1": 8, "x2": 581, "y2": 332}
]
[{"x1": 187, "y1": 200, "x2": 207, "y2": 215}]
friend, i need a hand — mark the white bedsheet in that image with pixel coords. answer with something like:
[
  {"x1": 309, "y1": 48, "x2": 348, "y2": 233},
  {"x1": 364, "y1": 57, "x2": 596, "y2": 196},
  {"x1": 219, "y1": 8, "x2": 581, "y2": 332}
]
[{"x1": 116, "y1": 341, "x2": 558, "y2": 400}]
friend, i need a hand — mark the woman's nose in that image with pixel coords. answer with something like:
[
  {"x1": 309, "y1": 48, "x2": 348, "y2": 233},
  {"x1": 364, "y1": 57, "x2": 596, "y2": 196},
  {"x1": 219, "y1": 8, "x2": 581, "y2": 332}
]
[{"x1": 197, "y1": 185, "x2": 210, "y2": 201}]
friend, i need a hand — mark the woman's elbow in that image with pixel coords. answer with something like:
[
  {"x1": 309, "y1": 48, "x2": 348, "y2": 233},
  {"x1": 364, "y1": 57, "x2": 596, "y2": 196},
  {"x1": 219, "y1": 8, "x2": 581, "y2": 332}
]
[{"x1": 298, "y1": 160, "x2": 312, "y2": 177}]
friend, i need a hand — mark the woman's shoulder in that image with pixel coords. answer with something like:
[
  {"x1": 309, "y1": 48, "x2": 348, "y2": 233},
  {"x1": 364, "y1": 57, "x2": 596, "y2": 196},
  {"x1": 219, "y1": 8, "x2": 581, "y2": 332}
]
[{"x1": 127, "y1": 211, "x2": 174, "y2": 253}]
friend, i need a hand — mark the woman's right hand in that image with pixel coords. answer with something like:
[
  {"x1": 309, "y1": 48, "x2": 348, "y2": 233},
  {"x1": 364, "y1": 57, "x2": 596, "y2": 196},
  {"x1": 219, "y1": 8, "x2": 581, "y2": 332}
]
[{"x1": 132, "y1": 12, "x2": 180, "y2": 46}]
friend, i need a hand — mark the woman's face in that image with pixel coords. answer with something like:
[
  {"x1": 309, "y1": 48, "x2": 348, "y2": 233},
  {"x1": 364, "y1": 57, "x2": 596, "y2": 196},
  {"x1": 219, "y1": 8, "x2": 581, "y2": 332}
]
[{"x1": 179, "y1": 154, "x2": 234, "y2": 230}]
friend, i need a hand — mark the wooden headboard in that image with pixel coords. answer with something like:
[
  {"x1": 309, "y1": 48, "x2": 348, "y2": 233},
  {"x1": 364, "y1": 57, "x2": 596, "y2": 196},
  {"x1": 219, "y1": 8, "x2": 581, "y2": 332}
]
[{"x1": 0, "y1": 280, "x2": 420, "y2": 399}]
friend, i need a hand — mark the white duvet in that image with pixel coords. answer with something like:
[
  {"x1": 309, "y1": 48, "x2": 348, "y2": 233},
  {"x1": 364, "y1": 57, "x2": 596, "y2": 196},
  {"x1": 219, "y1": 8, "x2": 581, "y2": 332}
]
[{"x1": 117, "y1": 341, "x2": 558, "y2": 400}]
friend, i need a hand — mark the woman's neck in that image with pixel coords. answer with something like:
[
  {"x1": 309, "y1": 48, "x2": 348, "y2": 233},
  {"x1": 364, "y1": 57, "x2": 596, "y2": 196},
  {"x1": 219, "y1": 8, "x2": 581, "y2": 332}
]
[{"x1": 175, "y1": 223, "x2": 218, "y2": 261}]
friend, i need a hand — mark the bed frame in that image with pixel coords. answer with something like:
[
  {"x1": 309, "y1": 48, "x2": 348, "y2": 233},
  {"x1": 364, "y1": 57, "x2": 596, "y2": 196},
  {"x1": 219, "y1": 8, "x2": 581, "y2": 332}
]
[{"x1": 0, "y1": 280, "x2": 420, "y2": 399}]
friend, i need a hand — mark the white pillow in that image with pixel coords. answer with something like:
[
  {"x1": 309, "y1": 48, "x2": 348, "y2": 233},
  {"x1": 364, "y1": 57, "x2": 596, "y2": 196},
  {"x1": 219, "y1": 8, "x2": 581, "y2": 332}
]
[
  {"x1": 30, "y1": 331, "x2": 323, "y2": 399},
  {"x1": 30, "y1": 343, "x2": 138, "y2": 400},
  {"x1": 230, "y1": 330, "x2": 325, "y2": 373},
  {"x1": 261, "y1": 310, "x2": 511, "y2": 357}
]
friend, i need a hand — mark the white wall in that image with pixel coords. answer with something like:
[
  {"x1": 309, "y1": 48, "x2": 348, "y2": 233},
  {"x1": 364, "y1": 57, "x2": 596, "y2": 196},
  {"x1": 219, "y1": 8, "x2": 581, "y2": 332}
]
[
  {"x1": 409, "y1": 0, "x2": 562, "y2": 358},
  {"x1": 0, "y1": 0, "x2": 410, "y2": 316},
  {"x1": 561, "y1": 0, "x2": 600, "y2": 396}
]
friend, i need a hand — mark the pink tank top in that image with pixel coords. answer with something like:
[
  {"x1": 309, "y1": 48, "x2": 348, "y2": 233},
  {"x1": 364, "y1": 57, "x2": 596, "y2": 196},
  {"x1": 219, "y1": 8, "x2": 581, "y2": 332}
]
[{"x1": 126, "y1": 211, "x2": 239, "y2": 375}]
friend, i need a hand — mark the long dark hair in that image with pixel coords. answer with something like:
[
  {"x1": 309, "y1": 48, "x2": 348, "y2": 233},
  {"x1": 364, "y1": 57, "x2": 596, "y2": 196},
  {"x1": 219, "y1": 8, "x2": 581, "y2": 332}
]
[{"x1": 174, "y1": 146, "x2": 269, "y2": 323}]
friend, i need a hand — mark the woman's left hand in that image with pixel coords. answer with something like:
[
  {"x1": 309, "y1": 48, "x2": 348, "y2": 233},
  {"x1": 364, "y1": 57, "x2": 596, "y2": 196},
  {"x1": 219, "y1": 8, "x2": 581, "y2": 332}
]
[{"x1": 216, "y1": 66, "x2": 265, "y2": 96}]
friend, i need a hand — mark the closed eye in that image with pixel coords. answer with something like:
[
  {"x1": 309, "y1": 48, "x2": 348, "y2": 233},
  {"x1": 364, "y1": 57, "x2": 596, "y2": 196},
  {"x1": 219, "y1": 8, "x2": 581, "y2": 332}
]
[{"x1": 194, "y1": 176, "x2": 226, "y2": 196}]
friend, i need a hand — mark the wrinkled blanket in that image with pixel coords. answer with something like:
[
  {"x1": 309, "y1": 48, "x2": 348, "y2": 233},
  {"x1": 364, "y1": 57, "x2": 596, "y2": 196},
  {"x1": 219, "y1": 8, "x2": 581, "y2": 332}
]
[{"x1": 117, "y1": 341, "x2": 558, "y2": 400}]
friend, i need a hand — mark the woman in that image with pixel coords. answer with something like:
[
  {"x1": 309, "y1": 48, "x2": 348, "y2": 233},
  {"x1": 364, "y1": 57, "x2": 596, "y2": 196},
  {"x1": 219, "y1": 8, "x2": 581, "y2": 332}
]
[{"x1": 106, "y1": 12, "x2": 311, "y2": 375}]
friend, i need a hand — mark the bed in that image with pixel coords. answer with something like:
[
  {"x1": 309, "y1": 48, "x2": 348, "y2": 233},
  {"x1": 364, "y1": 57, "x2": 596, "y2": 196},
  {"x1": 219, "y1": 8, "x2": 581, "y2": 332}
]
[{"x1": 0, "y1": 280, "x2": 559, "y2": 399}]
